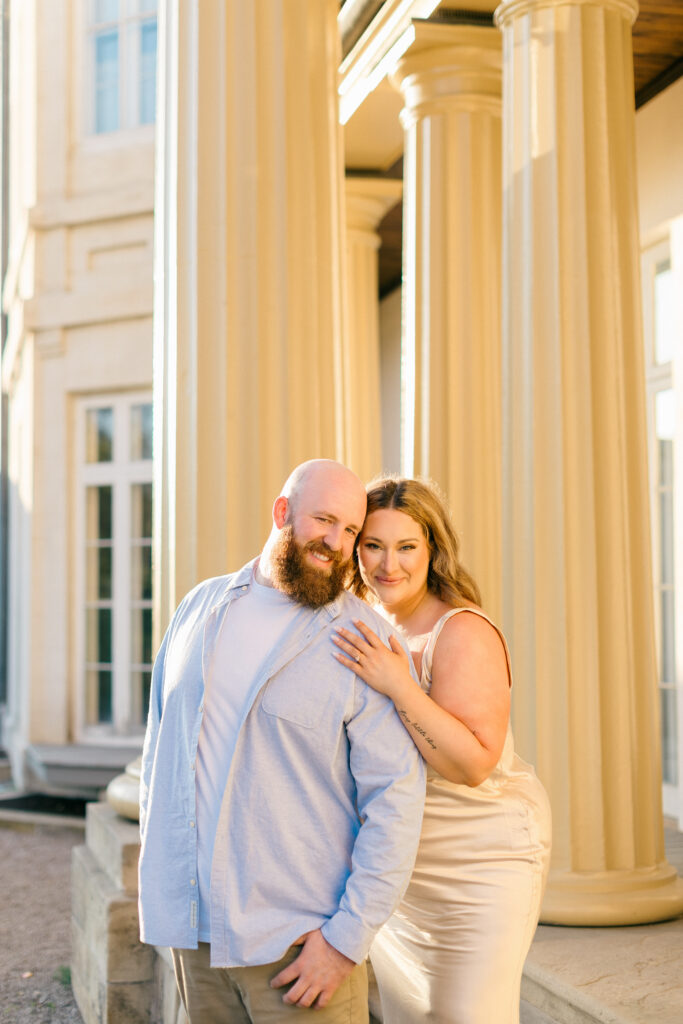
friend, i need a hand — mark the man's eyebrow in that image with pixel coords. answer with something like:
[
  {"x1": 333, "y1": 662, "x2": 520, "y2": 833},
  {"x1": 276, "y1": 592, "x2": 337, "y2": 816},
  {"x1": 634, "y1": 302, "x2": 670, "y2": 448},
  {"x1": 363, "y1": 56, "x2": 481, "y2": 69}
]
[{"x1": 313, "y1": 510, "x2": 362, "y2": 533}]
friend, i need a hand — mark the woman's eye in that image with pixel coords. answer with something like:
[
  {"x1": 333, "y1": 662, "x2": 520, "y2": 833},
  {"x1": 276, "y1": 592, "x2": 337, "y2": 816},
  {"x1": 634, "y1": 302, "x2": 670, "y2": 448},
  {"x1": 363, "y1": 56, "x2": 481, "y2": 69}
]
[{"x1": 364, "y1": 542, "x2": 380, "y2": 550}]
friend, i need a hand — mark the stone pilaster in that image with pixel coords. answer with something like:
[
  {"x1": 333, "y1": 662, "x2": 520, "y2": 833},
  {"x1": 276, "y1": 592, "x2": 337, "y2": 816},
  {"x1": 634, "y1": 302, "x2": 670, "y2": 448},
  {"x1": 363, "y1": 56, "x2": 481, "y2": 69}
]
[
  {"x1": 344, "y1": 177, "x2": 403, "y2": 481},
  {"x1": 495, "y1": 0, "x2": 683, "y2": 924},
  {"x1": 392, "y1": 24, "x2": 503, "y2": 619},
  {"x1": 154, "y1": 0, "x2": 345, "y2": 627}
]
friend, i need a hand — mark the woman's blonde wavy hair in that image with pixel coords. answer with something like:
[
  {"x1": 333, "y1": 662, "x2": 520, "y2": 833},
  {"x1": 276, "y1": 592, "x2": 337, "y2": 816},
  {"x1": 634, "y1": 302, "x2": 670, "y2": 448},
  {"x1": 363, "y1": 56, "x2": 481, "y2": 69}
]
[{"x1": 351, "y1": 476, "x2": 481, "y2": 608}]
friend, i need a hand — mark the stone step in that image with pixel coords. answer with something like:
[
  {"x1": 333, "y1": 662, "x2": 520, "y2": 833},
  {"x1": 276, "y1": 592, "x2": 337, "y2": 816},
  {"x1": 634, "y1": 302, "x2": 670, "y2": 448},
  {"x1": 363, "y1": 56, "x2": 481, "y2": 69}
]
[
  {"x1": 518, "y1": 822, "x2": 683, "y2": 1024},
  {"x1": 521, "y1": 1001, "x2": 560, "y2": 1024}
]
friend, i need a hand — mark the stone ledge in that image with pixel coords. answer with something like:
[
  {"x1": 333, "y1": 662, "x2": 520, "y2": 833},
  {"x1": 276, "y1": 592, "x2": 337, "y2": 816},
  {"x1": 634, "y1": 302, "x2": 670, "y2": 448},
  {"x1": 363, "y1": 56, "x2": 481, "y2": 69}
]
[
  {"x1": 71, "y1": 843, "x2": 153, "y2": 983},
  {"x1": 85, "y1": 800, "x2": 140, "y2": 896}
]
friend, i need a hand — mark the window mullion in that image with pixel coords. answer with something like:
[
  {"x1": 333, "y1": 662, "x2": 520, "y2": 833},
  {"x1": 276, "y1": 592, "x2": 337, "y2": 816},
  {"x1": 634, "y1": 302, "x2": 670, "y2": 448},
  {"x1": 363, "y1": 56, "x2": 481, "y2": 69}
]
[{"x1": 113, "y1": 399, "x2": 131, "y2": 733}]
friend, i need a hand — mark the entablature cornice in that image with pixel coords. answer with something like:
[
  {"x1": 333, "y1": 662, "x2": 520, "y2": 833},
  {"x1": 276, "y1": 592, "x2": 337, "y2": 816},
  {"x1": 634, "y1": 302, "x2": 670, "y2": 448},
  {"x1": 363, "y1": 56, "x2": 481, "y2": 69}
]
[{"x1": 339, "y1": 0, "x2": 443, "y2": 124}]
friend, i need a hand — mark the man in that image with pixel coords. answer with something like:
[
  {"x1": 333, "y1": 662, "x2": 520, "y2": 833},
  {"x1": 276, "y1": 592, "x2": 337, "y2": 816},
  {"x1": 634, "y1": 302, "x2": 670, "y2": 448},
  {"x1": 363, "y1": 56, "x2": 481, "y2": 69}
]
[{"x1": 138, "y1": 459, "x2": 425, "y2": 1023}]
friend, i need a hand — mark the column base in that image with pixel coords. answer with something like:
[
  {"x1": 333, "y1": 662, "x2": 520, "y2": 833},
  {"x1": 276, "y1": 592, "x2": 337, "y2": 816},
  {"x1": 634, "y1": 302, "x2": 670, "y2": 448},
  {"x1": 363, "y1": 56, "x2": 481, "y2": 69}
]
[
  {"x1": 541, "y1": 862, "x2": 683, "y2": 925},
  {"x1": 106, "y1": 757, "x2": 142, "y2": 822}
]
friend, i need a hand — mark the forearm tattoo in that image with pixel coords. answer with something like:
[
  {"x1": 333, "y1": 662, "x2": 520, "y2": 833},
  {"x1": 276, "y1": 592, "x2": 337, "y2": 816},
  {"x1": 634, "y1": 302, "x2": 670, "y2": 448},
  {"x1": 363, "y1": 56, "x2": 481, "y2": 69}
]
[{"x1": 398, "y1": 709, "x2": 437, "y2": 750}]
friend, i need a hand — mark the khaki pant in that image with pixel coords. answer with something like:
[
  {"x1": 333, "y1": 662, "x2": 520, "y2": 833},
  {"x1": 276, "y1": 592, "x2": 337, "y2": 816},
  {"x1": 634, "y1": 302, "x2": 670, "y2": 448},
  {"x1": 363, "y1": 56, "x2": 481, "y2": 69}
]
[{"x1": 171, "y1": 943, "x2": 369, "y2": 1024}]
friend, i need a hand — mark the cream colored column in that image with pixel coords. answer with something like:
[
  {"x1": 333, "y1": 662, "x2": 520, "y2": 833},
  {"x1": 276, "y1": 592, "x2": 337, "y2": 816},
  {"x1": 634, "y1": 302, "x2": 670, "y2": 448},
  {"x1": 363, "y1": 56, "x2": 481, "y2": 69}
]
[
  {"x1": 496, "y1": 0, "x2": 683, "y2": 924},
  {"x1": 392, "y1": 24, "x2": 503, "y2": 620},
  {"x1": 344, "y1": 177, "x2": 403, "y2": 482},
  {"x1": 154, "y1": 0, "x2": 345, "y2": 629}
]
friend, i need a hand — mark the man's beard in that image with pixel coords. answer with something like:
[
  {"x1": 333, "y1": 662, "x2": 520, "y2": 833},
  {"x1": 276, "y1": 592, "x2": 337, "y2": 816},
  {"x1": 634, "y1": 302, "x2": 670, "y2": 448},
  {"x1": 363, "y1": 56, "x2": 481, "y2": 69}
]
[{"x1": 269, "y1": 525, "x2": 351, "y2": 608}]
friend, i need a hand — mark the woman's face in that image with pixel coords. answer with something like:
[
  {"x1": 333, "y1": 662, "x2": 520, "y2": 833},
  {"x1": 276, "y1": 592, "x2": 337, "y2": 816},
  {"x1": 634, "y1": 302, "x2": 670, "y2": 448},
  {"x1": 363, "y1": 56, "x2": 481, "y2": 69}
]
[{"x1": 358, "y1": 508, "x2": 431, "y2": 611}]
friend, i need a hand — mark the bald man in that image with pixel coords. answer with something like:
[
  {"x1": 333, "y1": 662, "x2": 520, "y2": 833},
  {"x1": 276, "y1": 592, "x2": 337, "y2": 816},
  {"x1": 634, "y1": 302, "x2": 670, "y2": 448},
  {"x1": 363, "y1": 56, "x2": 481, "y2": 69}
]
[{"x1": 138, "y1": 460, "x2": 425, "y2": 1023}]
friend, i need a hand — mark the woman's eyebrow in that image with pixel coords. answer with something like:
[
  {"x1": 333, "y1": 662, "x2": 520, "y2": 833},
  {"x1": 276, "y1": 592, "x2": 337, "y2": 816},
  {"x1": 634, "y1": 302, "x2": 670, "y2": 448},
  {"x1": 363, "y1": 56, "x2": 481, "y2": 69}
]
[{"x1": 362, "y1": 535, "x2": 421, "y2": 543}]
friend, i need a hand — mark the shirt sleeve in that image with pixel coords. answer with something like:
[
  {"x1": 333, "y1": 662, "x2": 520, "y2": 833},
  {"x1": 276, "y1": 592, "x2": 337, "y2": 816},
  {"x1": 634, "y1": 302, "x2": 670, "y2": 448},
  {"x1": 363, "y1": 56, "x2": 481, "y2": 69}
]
[
  {"x1": 139, "y1": 623, "x2": 171, "y2": 840},
  {"x1": 320, "y1": 639, "x2": 426, "y2": 962}
]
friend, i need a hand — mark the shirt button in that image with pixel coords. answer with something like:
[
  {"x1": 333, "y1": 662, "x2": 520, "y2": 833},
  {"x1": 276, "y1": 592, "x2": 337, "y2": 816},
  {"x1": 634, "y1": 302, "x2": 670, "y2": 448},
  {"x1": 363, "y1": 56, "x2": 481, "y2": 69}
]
[
  {"x1": 190, "y1": 878, "x2": 196, "y2": 886},
  {"x1": 190, "y1": 762, "x2": 195, "y2": 771},
  {"x1": 242, "y1": 586, "x2": 247, "y2": 591},
  {"x1": 189, "y1": 821, "x2": 195, "y2": 828}
]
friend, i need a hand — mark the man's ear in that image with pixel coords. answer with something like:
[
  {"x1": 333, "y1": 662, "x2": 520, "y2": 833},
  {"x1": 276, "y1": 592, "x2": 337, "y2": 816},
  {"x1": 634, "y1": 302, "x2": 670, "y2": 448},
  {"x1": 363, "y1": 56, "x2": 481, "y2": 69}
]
[{"x1": 273, "y1": 495, "x2": 289, "y2": 529}]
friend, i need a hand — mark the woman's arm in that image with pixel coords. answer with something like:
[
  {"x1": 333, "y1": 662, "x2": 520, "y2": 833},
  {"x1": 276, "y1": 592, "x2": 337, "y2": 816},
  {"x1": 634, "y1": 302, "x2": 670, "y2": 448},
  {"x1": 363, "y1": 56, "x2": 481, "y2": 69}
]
[{"x1": 332, "y1": 613, "x2": 510, "y2": 786}]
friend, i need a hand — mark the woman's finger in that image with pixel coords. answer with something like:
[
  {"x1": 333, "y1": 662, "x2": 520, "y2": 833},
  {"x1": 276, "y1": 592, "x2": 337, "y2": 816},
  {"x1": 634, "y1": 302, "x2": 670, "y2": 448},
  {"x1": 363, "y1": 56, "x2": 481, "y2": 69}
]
[
  {"x1": 388, "y1": 634, "x2": 409, "y2": 659},
  {"x1": 333, "y1": 651, "x2": 365, "y2": 674},
  {"x1": 352, "y1": 620, "x2": 382, "y2": 647},
  {"x1": 335, "y1": 627, "x2": 372, "y2": 655},
  {"x1": 332, "y1": 634, "x2": 362, "y2": 658}
]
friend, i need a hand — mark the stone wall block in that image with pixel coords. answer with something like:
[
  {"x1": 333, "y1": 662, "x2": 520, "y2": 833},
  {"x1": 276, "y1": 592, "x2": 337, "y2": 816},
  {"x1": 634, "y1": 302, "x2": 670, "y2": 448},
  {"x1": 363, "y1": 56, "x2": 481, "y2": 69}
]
[
  {"x1": 106, "y1": 981, "x2": 155, "y2": 1023},
  {"x1": 86, "y1": 801, "x2": 141, "y2": 896},
  {"x1": 71, "y1": 911, "x2": 100, "y2": 1023},
  {"x1": 72, "y1": 841, "x2": 153, "y2": 982},
  {"x1": 72, "y1": 835, "x2": 154, "y2": 1024}
]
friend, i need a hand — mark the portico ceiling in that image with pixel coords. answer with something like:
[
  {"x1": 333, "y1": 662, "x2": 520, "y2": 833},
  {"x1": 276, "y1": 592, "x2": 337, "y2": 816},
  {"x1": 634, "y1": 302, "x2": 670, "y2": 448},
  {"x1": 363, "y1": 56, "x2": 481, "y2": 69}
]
[{"x1": 340, "y1": 0, "x2": 683, "y2": 295}]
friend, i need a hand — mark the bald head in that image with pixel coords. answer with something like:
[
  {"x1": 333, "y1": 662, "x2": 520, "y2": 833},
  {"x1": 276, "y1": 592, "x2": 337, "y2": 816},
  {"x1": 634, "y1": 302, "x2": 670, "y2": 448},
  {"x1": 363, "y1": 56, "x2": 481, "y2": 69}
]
[
  {"x1": 258, "y1": 460, "x2": 367, "y2": 600},
  {"x1": 281, "y1": 459, "x2": 366, "y2": 520}
]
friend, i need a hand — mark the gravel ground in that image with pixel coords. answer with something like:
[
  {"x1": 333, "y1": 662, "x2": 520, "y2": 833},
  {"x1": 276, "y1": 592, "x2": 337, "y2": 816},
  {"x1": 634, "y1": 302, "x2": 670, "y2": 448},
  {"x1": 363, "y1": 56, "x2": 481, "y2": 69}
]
[{"x1": 0, "y1": 822, "x2": 85, "y2": 1024}]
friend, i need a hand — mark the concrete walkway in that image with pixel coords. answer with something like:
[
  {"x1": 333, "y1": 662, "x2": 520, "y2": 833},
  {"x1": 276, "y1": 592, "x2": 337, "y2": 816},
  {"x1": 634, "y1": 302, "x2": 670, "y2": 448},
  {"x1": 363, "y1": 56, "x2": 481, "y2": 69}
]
[{"x1": 520, "y1": 820, "x2": 683, "y2": 1024}]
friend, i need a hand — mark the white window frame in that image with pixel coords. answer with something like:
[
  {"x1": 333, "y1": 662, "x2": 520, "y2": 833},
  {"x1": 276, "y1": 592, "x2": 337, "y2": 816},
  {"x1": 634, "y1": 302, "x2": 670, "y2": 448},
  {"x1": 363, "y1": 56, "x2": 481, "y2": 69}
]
[
  {"x1": 642, "y1": 237, "x2": 682, "y2": 824},
  {"x1": 74, "y1": 391, "x2": 153, "y2": 743},
  {"x1": 85, "y1": 0, "x2": 158, "y2": 137}
]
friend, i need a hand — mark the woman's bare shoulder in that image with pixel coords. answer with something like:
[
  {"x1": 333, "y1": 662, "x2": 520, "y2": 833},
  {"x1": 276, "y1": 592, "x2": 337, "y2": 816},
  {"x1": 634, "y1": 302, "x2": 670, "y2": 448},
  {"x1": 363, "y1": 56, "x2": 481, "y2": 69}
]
[{"x1": 433, "y1": 606, "x2": 507, "y2": 662}]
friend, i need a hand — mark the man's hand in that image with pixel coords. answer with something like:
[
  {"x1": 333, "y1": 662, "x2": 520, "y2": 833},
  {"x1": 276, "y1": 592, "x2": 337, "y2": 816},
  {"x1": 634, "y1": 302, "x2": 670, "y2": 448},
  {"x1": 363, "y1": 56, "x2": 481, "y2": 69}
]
[{"x1": 270, "y1": 929, "x2": 355, "y2": 1009}]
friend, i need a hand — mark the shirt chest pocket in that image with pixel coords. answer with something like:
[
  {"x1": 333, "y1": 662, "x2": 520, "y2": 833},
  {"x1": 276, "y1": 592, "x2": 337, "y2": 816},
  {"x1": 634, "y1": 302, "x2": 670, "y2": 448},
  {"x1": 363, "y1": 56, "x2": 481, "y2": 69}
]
[{"x1": 261, "y1": 662, "x2": 349, "y2": 730}]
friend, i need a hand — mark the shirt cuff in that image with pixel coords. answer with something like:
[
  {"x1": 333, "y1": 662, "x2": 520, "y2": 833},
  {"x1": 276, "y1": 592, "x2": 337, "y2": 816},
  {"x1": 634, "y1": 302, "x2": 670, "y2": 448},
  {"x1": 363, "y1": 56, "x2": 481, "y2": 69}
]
[{"x1": 320, "y1": 910, "x2": 375, "y2": 965}]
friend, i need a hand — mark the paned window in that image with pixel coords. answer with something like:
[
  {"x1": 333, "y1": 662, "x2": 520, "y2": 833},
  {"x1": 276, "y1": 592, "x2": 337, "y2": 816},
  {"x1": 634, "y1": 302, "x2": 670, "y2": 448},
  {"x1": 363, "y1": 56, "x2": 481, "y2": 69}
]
[
  {"x1": 89, "y1": 0, "x2": 158, "y2": 134},
  {"x1": 643, "y1": 248, "x2": 680, "y2": 809},
  {"x1": 655, "y1": 388, "x2": 677, "y2": 785},
  {"x1": 79, "y1": 394, "x2": 153, "y2": 737}
]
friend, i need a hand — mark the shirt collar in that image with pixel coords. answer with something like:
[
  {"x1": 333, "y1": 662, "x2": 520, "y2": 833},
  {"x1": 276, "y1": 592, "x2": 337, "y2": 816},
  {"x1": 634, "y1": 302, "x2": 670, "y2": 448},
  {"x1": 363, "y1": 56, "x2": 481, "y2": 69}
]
[{"x1": 220, "y1": 556, "x2": 344, "y2": 621}]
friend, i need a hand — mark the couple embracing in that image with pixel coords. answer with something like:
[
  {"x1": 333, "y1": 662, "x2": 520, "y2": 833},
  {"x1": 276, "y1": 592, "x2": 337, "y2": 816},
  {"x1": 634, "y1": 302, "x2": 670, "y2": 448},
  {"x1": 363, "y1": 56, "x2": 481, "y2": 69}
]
[{"x1": 138, "y1": 459, "x2": 551, "y2": 1024}]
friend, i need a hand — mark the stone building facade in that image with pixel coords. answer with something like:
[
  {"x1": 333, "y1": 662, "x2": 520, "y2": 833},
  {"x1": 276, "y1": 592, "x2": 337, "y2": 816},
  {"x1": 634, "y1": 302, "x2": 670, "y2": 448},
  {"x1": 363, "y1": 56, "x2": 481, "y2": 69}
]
[{"x1": 1, "y1": 5, "x2": 683, "y2": 1021}]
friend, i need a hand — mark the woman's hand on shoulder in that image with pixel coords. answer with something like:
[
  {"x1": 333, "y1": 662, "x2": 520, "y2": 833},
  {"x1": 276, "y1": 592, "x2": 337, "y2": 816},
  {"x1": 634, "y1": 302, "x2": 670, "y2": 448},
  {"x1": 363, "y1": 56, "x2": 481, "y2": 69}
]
[{"x1": 332, "y1": 619, "x2": 415, "y2": 701}]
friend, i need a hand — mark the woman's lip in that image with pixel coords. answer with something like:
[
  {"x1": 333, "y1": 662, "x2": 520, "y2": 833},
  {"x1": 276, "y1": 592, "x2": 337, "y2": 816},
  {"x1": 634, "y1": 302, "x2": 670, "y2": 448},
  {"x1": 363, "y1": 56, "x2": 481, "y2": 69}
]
[{"x1": 375, "y1": 577, "x2": 403, "y2": 584}]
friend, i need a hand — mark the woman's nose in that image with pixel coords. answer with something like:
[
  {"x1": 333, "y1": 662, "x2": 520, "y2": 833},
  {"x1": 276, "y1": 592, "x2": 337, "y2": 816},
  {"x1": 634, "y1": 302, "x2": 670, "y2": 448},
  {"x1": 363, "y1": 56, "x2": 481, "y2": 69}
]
[{"x1": 381, "y1": 549, "x2": 397, "y2": 572}]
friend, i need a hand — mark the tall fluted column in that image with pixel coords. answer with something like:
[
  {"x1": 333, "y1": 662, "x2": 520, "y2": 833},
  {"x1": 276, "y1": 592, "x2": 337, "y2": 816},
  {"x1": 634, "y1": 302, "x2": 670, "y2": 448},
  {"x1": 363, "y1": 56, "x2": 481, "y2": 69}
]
[
  {"x1": 154, "y1": 0, "x2": 345, "y2": 630},
  {"x1": 392, "y1": 24, "x2": 503, "y2": 619},
  {"x1": 344, "y1": 177, "x2": 403, "y2": 481},
  {"x1": 496, "y1": 0, "x2": 683, "y2": 924}
]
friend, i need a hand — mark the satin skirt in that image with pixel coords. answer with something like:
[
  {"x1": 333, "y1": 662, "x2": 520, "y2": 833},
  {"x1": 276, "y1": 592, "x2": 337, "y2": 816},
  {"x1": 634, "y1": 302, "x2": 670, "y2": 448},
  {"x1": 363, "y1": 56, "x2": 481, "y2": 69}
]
[{"x1": 370, "y1": 760, "x2": 551, "y2": 1024}]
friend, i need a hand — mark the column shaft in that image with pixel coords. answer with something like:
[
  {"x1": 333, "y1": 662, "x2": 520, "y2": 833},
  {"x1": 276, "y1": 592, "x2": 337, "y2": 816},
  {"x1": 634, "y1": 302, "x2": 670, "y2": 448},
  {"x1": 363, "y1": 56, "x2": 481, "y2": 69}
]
[
  {"x1": 496, "y1": 0, "x2": 683, "y2": 923},
  {"x1": 394, "y1": 24, "x2": 503, "y2": 619},
  {"x1": 344, "y1": 177, "x2": 403, "y2": 481},
  {"x1": 154, "y1": 0, "x2": 345, "y2": 626}
]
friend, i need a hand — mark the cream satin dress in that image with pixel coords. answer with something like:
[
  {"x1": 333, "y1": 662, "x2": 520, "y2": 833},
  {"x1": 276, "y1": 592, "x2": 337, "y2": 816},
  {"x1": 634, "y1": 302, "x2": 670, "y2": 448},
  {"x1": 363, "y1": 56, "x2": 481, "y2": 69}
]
[{"x1": 369, "y1": 608, "x2": 551, "y2": 1024}]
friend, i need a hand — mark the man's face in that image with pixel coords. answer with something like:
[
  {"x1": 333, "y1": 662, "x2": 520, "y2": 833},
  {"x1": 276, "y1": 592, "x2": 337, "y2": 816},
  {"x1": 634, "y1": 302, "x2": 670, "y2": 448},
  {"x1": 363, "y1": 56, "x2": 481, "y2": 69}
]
[{"x1": 269, "y1": 469, "x2": 366, "y2": 608}]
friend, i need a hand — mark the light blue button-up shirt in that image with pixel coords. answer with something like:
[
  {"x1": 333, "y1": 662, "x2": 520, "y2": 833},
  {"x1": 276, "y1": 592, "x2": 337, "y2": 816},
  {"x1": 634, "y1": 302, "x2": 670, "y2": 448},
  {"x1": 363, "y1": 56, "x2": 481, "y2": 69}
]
[{"x1": 138, "y1": 560, "x2": 426, "y2": 967}]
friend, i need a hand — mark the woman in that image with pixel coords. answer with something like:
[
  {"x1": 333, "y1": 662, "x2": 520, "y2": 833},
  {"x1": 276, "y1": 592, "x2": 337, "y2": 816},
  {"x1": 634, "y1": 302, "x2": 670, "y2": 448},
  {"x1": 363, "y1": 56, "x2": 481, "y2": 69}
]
[{"x1": 332, "y1": 477, "x2": 551, "y2": 1024}]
